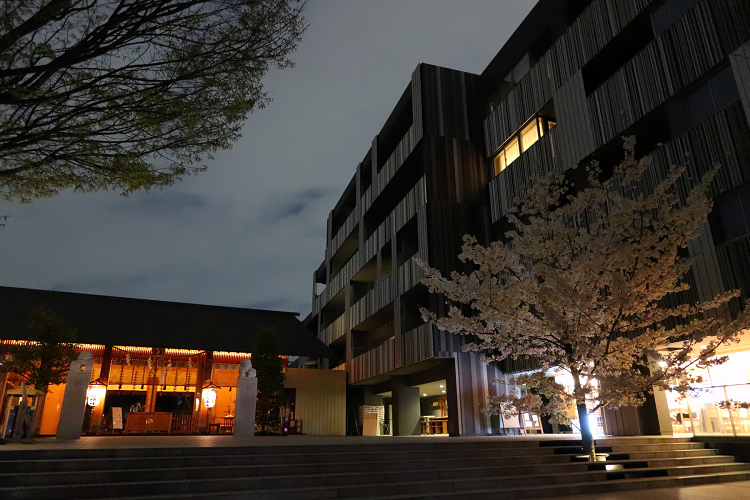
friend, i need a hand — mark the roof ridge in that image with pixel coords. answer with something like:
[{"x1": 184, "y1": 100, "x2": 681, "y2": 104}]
[{"x1": 0, "y1": 285, "x2": 300, "y2": 316}]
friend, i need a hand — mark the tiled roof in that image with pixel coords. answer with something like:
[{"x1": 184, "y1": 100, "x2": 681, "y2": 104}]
[{"x1": 0, "y1": 286, "x2": 334, "y2": 358}]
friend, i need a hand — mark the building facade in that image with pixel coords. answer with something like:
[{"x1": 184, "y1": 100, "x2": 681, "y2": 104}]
[
  {"x1": 306, "y1": 0, "x2": 750, "y2": 437},
  {"x1": 0, "y1": 286, "x2": 345, "y2": 437}
]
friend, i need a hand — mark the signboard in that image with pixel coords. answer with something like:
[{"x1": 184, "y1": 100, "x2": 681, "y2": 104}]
[
  {"x1": 124, "y1": 412, "x2": 172, "y2": 433},
  {"x1": 111, "y1": 407, "x2": 123, "y2": 430}
]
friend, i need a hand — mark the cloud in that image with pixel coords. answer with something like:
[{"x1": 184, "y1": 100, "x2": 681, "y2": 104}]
[
  {"x1": 265, "y1": 188, "x2": 333, "y2": 222},
  {"x1": 108, "y1": 191, "x2": 207, "y2": 215},
  {"x1": 0, "y1": 1, "x2": 537, "y2": 320}
]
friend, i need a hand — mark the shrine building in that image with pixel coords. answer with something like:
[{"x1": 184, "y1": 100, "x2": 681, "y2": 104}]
[{"x1": 0, "y1": 286, "x2": 345, "y2": 437}]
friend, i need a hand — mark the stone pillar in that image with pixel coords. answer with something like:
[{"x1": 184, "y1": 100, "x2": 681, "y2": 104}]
[
  {"x1": 56, "y1": 351, "x2": 94, "y2": 440},
  {"x1": 233, "y1": 359, "x2": 257, "y2": 438},
  {"x1": 391, "y1": 376, "x2": 420, "y2": 436},
  {"x1": 90, "y1": 346, "x2": 113, "y2": 433}
]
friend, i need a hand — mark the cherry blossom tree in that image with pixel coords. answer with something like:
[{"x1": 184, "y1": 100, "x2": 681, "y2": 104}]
[{"x1": 418, "y1": 138, "x2": 749, "y2": 460}]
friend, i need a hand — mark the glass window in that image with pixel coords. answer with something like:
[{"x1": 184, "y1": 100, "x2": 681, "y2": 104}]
[
  {"x1": 670, "y1": 0, "x2": 700, "y2": 19},
  {"x1": 520, "y1": 121, "x2": 540, "y2": 152},
  {"x1": 493, "y1": 150, "x2": 506, "y2": 176},
  {"x1": 665, "y1": 96, "x2": 692, "y2": 137},
  {"x1": 504, "y1": 137, "x2": 520, "y2": 166},
  {"x1": 687, "y1": 83, "x2": 715, "y2": 125},
  {"x1": 742, "y1": 190, "x2": 750, "y2": 231},
  {"x1": 512, "y1": 54, "x2": 531, "y2": 83},
  {"x1": 537, "y1": 117, "x2": 545, "y2": 138},
  {"x1": 718, "y1": 195, "x2": 749, "y2": 241},
  {"x1": 651, "y1": 3, "x2": 673, "y2": 35},
  {"x1": 710, "y1": 65, "x2": 741, "y2": 110}
]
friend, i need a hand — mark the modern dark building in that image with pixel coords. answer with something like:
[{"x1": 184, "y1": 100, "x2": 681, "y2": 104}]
[{"x1": 307, "y1": 0, "x2": 750, "y2": 437}]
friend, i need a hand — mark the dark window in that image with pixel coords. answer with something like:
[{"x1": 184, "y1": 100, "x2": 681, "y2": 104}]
[
  {"x1": 710, "y1": 65, "x2": 741, "y2": 110},
  {"x1": 719, "y1": 196, "x2": 748, "y2": 241},
  {"x1": 665, "y1": 96, "x2": 691, "y2": 137},
  {"x1": 396, "y1": 216, "x2": 419, "y2": 266},
  {"x1": 652, "y1": 0, "x2": 700, "y2": 35},
  {"x1": 652, "y1": 3, "x2": 673, "y2": 35},
  {"x1": 381, "y1": 242, "x2": 392, "y2": 279},
  {"x1": 583, "y1": 13, "x2": 655, "y2": 94},
  {"x1": 670, "y1": 0, "x2": 700, "y2": 19},
  {"x1": 742, "y1": 190, "x2": 750, "y2": 232},
  {"x1": 713, "y1": 186, "x2": 750, "y2": 244},
  {"x1": 687, "y1": 83, "x2": 714, "y2": 124},
  {"x1": 684, "y1": 64, "x2": 740, "y2": 128}
]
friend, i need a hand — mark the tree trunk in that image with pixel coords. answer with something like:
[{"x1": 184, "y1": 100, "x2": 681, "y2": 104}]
[
  {"x1": 572, "y1": 373, "x2": 596, "y2": 461},
  {"x1": 577, "y1": 401, "x2": 596, "y2": 461}
]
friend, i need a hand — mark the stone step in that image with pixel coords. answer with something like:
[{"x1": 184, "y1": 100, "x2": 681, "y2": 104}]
[
  {"x1": 2, "y1": 460, "x2": 747, "y2": 500},
  {"x1": 0, "y1": 457, "x2": 576, "y2": 486},
  {"x1": 0, "y1": 442, "x2": 705, "y2": 472},
  {"x1": 31, "y1": 469, "x2": 747, "y2": 500},
  {"x1": 623, "y1": 448, "x2": 717, "y2": 460},
  {"x1": 0, "y1": 443, "x2": 715, "y2": 476},
  {"x1": 549, "y1": 444, "x2": 705, "y2": 456},
  {"x1": 608, "y1": 442, "x2": 706, "y2": 451},
  {"x1": 1, "y1": 452, "x2": 740, "y2": 488},
  {"x1": 0, "y1": 439, "x2": 547, "y2": 461},
  {"x1": 0, "y1": 445, "x2": 563, "y2": 474},
  {"x1": 595, "y1": 436, "x2": 693, "y2": 445},
  {"x1": 539, "y1": 437, "x2": 693, "y2": 447}
]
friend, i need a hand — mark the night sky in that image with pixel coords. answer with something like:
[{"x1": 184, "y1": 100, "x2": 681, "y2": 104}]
[{"x1": 0, "y1": 1, "x2": 536, "y2": 317}]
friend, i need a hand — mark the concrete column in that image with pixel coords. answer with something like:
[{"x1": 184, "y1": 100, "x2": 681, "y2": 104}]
[
  {"x1": 364, "y1": 386, "x2": 384, "y2": 406},
  {"x1": 653, "y1": 387, "x2": 674, "y2": 435},
  {"x1": 391, "y1": 376, "x2": 420, "y2": 436},
  {"x1": 56, "y1": 351, "x2": 94, "y2": 439},
  {"x1": 444, "y1": 359, "x2": 460, "y2": 436},
  {"x1": 449, "y1": 352, "x2": 491, "y2": 436},
  {"x1": 233, "y1": 359, "x2": 257, "y2": 438}
]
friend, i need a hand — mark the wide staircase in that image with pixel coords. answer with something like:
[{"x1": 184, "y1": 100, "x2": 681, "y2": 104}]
[{"x1": 0, "y1": 436, "x2": 748, "y2": 499}]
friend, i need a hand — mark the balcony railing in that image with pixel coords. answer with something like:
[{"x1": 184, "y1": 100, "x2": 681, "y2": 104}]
[
  {"x1": 348, "y1": 323, "x2": 433, "y2": 384},
  {"x1": 319, "y1": 314, "x2": 347, "y2": 346}
]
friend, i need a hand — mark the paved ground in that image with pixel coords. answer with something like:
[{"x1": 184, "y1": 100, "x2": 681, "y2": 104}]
[
  {"x1": 1, "y1": 435, "x2": 748, "y2": 498},
  {"x1": 536, "y1": 480, "x2": 750, "y2": 500}
]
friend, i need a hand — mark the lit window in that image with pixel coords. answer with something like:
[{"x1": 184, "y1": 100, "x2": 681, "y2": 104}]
[
  {"x1": 504, "y1": 137, "x2": 520, "y2": 166},
  {"x1": 493, "y1": 137, "x2": 519, "y2": 176},
  {"x1": 492, "y1": 111, "x2": 556, "y2": 177},
  {"x1": 520, "y1": 120, "x2": 540, "y2": 152},
  {"x1": 493, "y1": 151, "x2": 506, "y2": 176}
]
